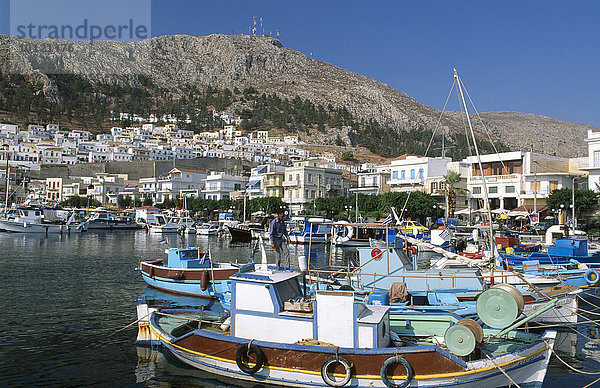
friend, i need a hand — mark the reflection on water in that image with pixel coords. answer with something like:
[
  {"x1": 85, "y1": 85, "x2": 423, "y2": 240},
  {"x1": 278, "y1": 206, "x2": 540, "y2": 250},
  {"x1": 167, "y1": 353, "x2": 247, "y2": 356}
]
[{"x1": 0, "y1": 230, "x2": 599, "y2": 386}]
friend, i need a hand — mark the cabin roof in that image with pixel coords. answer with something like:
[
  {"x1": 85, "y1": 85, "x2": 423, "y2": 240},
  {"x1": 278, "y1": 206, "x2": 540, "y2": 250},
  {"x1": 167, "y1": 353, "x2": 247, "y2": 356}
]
[{"x1": 231, "y1": 268, "x2": 300, "y2": 284}]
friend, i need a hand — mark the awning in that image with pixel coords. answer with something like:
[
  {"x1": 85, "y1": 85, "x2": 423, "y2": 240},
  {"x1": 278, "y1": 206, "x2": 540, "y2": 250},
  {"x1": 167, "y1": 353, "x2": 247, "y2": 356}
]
[
  {"x1": 454, "y1": 208, "x2": 472, "y2": 215},
  {"x1": 246, "y1": 179, "x2": 261, "y2": 188}
]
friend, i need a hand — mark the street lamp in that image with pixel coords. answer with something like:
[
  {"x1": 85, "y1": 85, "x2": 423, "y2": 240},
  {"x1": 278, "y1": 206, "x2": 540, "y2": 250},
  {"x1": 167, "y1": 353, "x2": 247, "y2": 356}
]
[
  {"x1": 3, "y1": 144, "x2": 9, "y2": 210},
  {"x1": 344, "y1": 205, "x2": 353, "y2": 222}
]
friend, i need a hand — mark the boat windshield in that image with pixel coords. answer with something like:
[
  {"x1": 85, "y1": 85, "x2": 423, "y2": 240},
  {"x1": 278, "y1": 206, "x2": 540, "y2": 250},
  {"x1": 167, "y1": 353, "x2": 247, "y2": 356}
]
[{"x1": 275, "y1": 278, "x2": 302, "y2": 305}]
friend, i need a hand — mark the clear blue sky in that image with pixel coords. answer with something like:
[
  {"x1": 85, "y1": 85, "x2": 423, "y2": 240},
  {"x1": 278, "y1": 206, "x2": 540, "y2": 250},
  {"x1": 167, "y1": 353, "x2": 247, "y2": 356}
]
[{"x1": 1, "y1": 0, "x2": 599, "y2": 127}]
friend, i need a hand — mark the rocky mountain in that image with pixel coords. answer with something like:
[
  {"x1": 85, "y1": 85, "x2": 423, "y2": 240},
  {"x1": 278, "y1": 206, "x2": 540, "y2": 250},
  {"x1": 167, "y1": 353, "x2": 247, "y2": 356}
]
[{"x1": 0, "y1": 33, "x2": 594, "y2": 157}]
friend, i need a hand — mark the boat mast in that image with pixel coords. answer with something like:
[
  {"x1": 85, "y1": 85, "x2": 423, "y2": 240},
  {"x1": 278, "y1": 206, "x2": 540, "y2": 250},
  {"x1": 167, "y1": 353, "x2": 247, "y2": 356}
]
[{"x1": 453, "y1": 69, "x2": 495, "y2": 259}]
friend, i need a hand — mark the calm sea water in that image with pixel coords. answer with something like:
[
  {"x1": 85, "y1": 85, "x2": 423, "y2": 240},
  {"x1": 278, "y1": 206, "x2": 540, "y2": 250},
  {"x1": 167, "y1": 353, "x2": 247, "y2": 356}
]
[{"x1": 0, "y1": 230, "x2": 599, "y2": 387}]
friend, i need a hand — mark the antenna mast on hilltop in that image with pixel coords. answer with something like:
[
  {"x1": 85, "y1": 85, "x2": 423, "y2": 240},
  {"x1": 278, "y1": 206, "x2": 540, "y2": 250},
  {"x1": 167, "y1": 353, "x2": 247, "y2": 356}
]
[
  {"x1": 252, "y1": 17, "x2": 257, "y2": 36},
  {"x1": 277, "y1": 28, "x2": 280, "y2": 40},
  {"x1": 260, "y1": 17, "x2": 264, "y2": 36}
]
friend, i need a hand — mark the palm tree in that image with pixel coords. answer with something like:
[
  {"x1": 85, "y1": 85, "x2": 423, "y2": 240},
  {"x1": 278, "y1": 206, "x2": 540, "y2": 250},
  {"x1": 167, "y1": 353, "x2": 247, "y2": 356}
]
[{"x1": 438, "y1": 171, "x2": 467, "y2": 218}]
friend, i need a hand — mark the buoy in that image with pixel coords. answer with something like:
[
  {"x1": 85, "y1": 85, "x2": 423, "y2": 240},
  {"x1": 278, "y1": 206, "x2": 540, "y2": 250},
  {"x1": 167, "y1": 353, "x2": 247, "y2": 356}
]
[
  {"x1": 200, "y1": 270, "x2": 209, "y2": 291},
  {"x1": 476, "y1": 284, "x2": 524, "y2": 329}
]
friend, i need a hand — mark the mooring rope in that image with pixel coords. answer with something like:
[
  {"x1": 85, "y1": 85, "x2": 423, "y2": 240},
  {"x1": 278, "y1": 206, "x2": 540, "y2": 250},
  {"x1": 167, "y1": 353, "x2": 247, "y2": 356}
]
[
  {"x1": 483, "y1": 353, "x2": 521, "y2": 388},
  {"x1": 543, "y1": 339, "x2": 600, "y2": 375},
  {"x1": 108, "y1": 311, "x2": 151, "y2": 337}
]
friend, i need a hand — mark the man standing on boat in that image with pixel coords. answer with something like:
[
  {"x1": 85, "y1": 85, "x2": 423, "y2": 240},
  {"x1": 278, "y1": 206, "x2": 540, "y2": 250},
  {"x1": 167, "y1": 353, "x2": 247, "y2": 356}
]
[{"x1": 270, "y1": 210, "x2": 290, "y2": 268}]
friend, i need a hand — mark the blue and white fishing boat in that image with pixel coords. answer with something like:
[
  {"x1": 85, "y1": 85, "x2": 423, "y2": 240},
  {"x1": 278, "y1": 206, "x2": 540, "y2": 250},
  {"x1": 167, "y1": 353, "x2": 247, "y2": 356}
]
[
  {"x1": 288, "y1": 216, "x2": 332, "y2": 244},
  {"x1": 137, "y1": 246, "x2": 254, "y2": 306},
  {"x1": 137, "y1": 263, "x2": 557, "y2": 387},
  {"x1": 502, "y1": 237, "x2": 600, "y2": 266}
]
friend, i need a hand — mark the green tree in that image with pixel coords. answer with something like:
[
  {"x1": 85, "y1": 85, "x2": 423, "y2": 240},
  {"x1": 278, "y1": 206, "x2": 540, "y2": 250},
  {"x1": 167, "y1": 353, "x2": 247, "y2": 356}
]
[
  {"x1": 340, "y1": 151, "x2": 354, "y2": 161},
  {"x1": 547, "y1": 188, "x2": 599, "y2": 217},
  {"x1": 117, "y1": 195, "x2": 133, "y2": 209},
  {"x1": 438, "y1": 171, "x2": 467, "y2": 218}
]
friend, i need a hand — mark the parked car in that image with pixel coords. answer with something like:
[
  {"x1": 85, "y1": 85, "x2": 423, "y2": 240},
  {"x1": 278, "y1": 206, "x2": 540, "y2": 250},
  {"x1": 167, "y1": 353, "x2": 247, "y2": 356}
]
[
  {"x1": 530, "y1": 221, "x2": 554, "y2": 233},
  {"x1": 398, "y1": 220, "x2": 429, "y2": 235}
]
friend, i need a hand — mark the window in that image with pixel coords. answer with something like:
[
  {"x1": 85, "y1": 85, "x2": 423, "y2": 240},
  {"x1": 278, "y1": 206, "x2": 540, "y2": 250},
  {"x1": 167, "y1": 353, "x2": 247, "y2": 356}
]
[
  {"x1": 595, "y1": 151, "x2": 600, "y2": 167},
  {"x1": 505, "y1": 186, "x2": 515, "y2": 193},
  {"x1": 410, "y1": 169, "x2": 415, "y2": 179},
  {"x1": 401, "y1": 170, "x2": 405, "y2": 180},
  {"x1": 392, "y1": 171, "x2": 398, "y2": 179},
  {"x1": 473, "y1": 186, "x2": 482, "y2": 194},
  {"x1": 418, "y1": 169, "x2": 424, "y2": 179},
  {"x1": 489, "y1": 186, "x2": 498, "y2": 194},
  {"x1": 549, "y1": 181, "x2": 558, "y2": 192},
  {"x1": 531, "y1": 181, "x2": 541, "y2": 191},
  {"x1": 431, "y1": 182, "x2": 437, "y2": 191}
]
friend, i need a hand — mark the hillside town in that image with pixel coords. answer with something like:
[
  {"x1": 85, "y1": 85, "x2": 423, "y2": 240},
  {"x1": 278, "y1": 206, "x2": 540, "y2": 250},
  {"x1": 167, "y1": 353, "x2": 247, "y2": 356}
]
[{"x1": 1, "y1": 115, "x2": 599, "y2": 227}]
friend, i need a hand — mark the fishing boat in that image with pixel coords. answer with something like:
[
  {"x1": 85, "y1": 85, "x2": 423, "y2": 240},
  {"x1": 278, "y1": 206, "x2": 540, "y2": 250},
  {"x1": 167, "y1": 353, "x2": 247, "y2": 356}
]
[
  {"x1": 86, "y1": 210, "x2": 139, "y2": 230},
  {"x1": 196, "y1": 223, "x2": 220, "y2": 236},
  {"x1": 137, "y1": 263, "x2": 557, "y2": 387},
  {"x1": 350, "y1": 246, "x2": 582, "y2": 324},
  {"x1": 170, "y1": 215, "x2": 196, "y2": 234},
  {"x1": 0, "y1": 208, "x2": 88, "y2": 234},
  {"x1": 288, "y1": 216, "x2": 332, "y2": 244},
  {"x1": 502, "y1": 237, "x2": 600, "y2": 266},
  {"x1": 148, "y1": 214, "x2": 179, "y2": 233},
  {"x1": 333, "y1": 221, "x2": 398, "y2": 247},
  {"x1": 137, "y1": 246, "x2": 254, "y2": 303},
  {"x1": 226, "y1": 225, "x2": 252, "y2": 242}
]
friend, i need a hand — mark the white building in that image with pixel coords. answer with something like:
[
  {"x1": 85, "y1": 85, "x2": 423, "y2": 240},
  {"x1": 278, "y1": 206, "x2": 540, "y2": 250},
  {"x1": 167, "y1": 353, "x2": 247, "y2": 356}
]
[
  {"x1": 202, "y1": 172, "x2": 247, "y2": 200},
  {"x1": 465, "y1": 151, "x2": 583, "y2": 211},
  {"x1": 388, "y1": 156, "x2": 451, "y2": 192}
]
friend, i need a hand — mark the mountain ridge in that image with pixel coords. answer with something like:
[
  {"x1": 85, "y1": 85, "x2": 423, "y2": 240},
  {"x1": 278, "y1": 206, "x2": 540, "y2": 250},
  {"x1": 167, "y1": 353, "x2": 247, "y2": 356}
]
[{"x1": 0, "y1": 33, "x2": 595, "y2": 157}]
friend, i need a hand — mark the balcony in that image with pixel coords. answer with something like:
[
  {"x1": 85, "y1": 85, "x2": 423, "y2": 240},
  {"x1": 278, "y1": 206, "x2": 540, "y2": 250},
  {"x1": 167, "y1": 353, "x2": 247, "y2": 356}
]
[
  {"x1": 283, "y1": 180, "x2": 299, "y2": 187},
  {"x1": 470, "y1": 174, "x2": 519, "y2": 182}
]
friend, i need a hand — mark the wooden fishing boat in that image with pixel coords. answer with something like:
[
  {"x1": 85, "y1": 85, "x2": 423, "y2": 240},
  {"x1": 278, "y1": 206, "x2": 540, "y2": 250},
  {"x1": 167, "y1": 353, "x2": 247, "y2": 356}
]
[
  {"x1": 138, "y1": 265, "x2": 557, "y2": 387},
  {"x1": 226, "y1": 225, "x2": 252, "y2": 242},
  {"x1": 288, "y1": 216, "x2": 332, "y2": 244},
  {"x1": 137, "y1": 247, "x2": 254, "y2": 303}
]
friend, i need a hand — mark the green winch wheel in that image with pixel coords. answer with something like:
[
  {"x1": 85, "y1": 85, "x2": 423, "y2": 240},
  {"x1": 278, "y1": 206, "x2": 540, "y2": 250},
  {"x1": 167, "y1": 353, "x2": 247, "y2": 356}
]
[
  {"x1": 476, "y1": 284, "x2": 524, "y2": 329},
  {"x1": 444, "y1": 321, "x2": 478, "y2": 356}
]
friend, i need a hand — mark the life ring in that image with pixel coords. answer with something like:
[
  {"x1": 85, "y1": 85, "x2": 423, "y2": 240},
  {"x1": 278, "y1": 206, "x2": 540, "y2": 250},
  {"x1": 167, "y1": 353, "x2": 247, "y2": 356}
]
[
  {"x1": 333, "y1": 221, "x2": 353, "y2": 244},
  {"x1": 584, "y1": 269, "x2": 600, "y2": 286},
  {"x1": 408, "y1": 246, "x2": 417, "y2": 256},
  {"x1": 320, "y1": 354, "x2": 352, "y2": 387},
  {"x1": 235, "y1": 342, "x2": 265, "y2": 374},
  {"x1": 371, "y1": 248, "x2": 383, "y2": 260},
  {"x1": 380, "y1": 355, "x2": 413, "y2": 388}
]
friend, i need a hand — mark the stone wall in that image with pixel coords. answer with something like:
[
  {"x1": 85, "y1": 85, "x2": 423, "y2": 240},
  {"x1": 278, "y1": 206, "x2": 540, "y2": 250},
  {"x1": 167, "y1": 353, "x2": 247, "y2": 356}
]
[{"x1": 31, "y1": 158, "x2": 254, "y2": 181}]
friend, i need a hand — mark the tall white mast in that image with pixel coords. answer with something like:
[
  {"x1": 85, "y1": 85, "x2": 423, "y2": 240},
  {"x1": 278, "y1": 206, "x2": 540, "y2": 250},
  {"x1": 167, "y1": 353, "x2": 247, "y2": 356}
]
[{"x1": 454, "y1": 69, "x2": 495, "y2": 258}]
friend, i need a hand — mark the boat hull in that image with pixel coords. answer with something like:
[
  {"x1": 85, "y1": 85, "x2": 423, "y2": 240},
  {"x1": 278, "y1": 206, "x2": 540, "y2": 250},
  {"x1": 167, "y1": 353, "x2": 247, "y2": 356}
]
[
  {"x1": 139, "y1": 261, "x2": 241, "y2": 299},
  {"x1": 0, "y1": 220, "x2": 87, "y2": 234},
  {"x1": 289, "y1": 233, "x2": 329, "y2": 244},
  {"x1": 149, "y1": 316, "x2": 556, "y2": 388}
]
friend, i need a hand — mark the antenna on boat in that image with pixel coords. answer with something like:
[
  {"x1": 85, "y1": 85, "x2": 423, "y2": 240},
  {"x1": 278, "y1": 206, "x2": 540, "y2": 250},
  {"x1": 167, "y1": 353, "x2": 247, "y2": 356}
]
[{"x1": 453, "y1": 68, "x2": 496, "y2": 265}]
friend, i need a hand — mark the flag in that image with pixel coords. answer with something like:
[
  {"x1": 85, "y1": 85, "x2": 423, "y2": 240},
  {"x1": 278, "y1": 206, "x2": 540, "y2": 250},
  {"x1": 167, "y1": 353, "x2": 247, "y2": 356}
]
[{"x1": 382, "y1": 213, "x2": 393, "y2": 225}]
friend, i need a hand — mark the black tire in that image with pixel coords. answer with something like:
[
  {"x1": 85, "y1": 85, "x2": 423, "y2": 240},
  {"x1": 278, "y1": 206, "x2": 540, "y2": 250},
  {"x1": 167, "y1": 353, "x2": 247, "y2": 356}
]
[
  {"x1": 380, "y1": 355, "x2": 413, "y2": 388},
  {"x1": 320, "y1": 355, "x2": 352, "y2": 387},
  {"x1": 235, "y1": 343, "x2": 264, "y2": 374}
]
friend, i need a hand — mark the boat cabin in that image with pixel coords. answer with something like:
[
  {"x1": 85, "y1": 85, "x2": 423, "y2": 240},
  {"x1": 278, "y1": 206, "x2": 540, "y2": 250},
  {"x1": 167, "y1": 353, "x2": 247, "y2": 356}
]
[
  {"x1": 356, "y1": 247, "x2": 484, "y2": 292},
  {"x1": 548, "y1": 238, "x2": 588, "y2": 257},
  {"x1": 165, "y1": 247, "x2": 210, "y2": 269},
  {"x1": 10, "y1": 208, "x2": 43, "y2": 223},
  {"x1": 230, "y1": 268, "x2": 390, "y2": 348}
]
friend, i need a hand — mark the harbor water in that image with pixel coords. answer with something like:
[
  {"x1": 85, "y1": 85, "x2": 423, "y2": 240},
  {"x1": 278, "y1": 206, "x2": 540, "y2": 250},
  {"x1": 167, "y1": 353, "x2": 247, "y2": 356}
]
[{"x1": 1, "y1": 230, "x2": 599, "y2": 386}]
